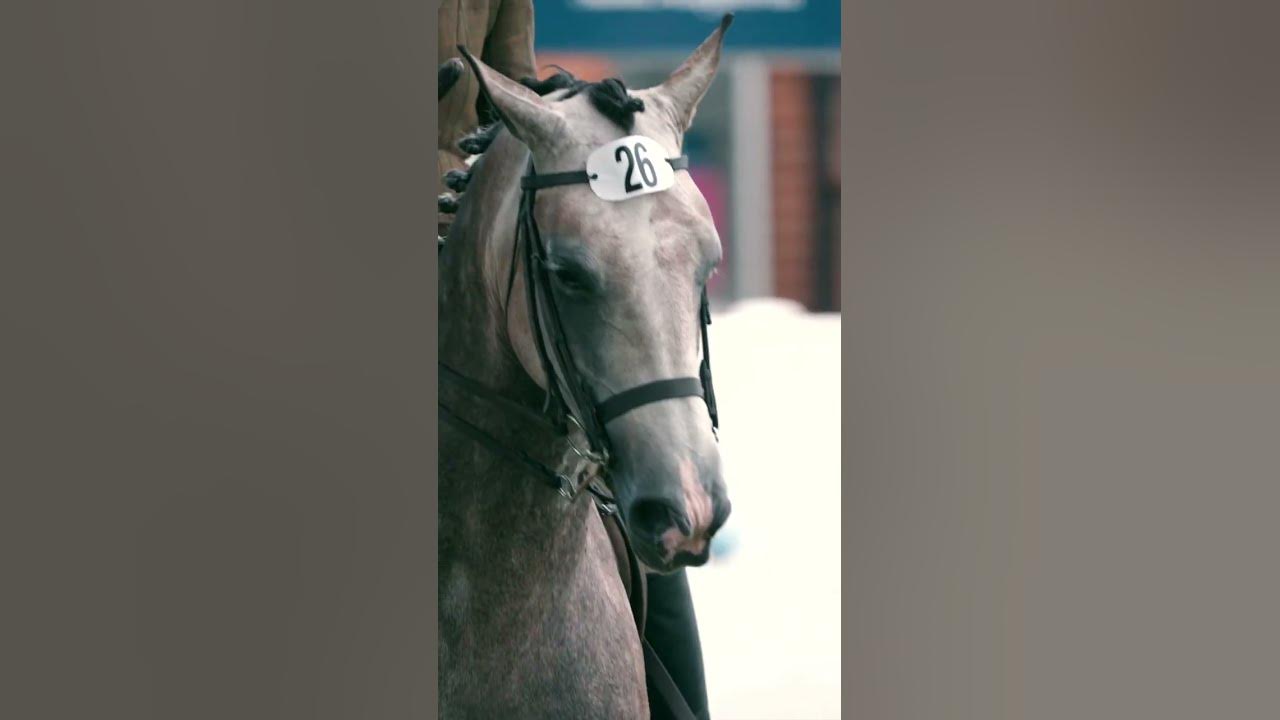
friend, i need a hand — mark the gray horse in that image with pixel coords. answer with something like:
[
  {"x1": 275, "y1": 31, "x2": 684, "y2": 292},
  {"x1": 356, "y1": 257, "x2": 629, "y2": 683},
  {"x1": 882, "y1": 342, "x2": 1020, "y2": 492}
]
[{"x1": 439, "y1": 17, "x2": 732, "y2": 719}]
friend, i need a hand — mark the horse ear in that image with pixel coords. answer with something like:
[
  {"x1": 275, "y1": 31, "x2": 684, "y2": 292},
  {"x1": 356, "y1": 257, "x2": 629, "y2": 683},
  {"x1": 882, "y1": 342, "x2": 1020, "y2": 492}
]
[
  {"x1": 456, "y1": 46, "x2": 566, "y2": 150},
  {"x1": 650, "y1": 14, "x2": 734, "y2": 132}
]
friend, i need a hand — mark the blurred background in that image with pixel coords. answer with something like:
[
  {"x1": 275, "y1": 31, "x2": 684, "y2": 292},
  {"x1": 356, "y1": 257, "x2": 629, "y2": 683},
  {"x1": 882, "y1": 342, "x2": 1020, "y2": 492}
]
[
  {"x1": 534, "y1": 0, "x2": 840, "y2": 314},
  {"x1": 531, "y1": 2, "x2": 842, "y2": 717}
]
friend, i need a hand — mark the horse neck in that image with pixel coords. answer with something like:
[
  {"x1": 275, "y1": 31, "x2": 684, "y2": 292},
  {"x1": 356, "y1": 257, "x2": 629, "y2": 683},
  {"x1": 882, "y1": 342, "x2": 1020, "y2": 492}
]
[
  {"x1": 436, "y1": 130, "x2": 646, "y2": 720},
  {"x1": 438, "y1": 133, "x2": 576, "y2": 526}
]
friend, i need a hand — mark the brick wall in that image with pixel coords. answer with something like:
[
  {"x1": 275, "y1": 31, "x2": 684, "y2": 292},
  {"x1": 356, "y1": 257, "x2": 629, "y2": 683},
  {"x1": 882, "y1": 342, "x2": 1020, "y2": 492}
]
[
  {"x1": 533, "y1": 54, "x2": 617, "y2": 82},
  {"x1": 770, "y1": 68, "x2": 818, "y2": 309}
]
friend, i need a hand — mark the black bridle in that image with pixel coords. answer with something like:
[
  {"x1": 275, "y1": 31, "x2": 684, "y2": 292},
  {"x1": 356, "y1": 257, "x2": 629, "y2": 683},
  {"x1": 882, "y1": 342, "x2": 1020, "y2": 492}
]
[{"x1": 439, "y1": 155, "x2": 719, "y2": 500}]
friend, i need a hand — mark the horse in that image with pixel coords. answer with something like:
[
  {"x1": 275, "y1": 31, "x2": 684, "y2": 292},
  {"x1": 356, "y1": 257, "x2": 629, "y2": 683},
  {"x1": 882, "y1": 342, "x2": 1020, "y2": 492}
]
[{"x1": 438, "y1": 16, "x2": 733, "y2": 719}]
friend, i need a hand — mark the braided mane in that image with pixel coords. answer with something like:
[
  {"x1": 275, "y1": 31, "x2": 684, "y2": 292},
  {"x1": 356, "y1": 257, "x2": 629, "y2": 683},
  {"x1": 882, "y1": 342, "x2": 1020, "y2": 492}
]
[{"x1": 441, "y1": 70, "x2": 646, "y2": 209}]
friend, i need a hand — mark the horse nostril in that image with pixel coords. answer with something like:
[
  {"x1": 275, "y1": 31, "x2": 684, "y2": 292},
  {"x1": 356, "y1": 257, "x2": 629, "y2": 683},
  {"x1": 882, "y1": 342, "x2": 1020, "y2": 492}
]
[
  {"x1": 628, "y1": 499, "x2": 689, "y2": 540},
  {"x1": 708, "y1": 497, "x2": 732, "y2": 537}
]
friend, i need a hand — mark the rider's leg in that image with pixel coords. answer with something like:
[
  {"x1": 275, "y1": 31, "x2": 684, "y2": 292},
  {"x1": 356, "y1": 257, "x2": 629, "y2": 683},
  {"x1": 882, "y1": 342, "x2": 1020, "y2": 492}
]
[{"x1": 644, "y1": 569, "x2": 710, "y2": 720}]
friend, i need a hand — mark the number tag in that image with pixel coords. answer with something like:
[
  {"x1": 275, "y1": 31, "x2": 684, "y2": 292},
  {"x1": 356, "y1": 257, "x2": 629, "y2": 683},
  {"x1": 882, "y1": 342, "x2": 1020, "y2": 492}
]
[{"x1": 585, "y1": 135, "x2": 678, "y2": 202}]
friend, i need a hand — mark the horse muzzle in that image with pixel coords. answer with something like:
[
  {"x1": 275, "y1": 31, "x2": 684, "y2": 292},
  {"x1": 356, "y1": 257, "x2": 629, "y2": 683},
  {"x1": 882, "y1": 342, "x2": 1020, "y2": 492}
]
[{"x1": 624, "y1": 486, "x2": 731, "y2": 573}]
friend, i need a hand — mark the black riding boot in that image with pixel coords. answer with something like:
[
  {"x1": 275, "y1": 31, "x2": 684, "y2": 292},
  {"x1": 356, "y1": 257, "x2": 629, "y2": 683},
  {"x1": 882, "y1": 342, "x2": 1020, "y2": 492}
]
[{"x1": 643, "y1": 569, "x2": 711, "y2": 720}]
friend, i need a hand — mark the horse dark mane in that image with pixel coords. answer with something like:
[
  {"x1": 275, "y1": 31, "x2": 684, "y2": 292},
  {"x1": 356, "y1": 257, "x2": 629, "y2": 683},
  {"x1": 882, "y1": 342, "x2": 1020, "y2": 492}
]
[
  {"x1": 521, "y1": 70, "x2": 646, "y2": 132},
  {"x1": 458, "y1": 70, "x2": 643, "y2": 158},
  {"x1": 441, "y1": 70, "x2": 645, "y2": 213}
]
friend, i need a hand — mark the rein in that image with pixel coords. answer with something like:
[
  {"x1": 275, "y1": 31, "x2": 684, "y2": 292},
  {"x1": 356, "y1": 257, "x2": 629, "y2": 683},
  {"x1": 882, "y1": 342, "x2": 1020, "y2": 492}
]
[{"x1": 439, "y1": 153, "x2": 719, "y2": 500}]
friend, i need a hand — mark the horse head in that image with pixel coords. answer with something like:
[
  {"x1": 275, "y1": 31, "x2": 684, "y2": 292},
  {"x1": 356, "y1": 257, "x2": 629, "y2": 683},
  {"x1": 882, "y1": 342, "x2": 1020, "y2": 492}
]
[{"x1": 457, "y1": 17, "x2": 734, "y2": 572}]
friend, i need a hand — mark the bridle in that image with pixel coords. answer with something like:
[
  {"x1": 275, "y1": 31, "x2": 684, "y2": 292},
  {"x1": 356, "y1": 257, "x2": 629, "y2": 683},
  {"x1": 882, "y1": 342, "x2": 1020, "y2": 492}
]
[{"x1": 439, "y1": 154, "x2": 719, "y2": 500}]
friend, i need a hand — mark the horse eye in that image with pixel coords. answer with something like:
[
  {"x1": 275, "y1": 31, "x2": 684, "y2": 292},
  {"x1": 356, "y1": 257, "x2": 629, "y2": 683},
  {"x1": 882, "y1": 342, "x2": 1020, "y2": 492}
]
[{"x1": 552, "y1": 265, "x2": 592, "y2": 294}]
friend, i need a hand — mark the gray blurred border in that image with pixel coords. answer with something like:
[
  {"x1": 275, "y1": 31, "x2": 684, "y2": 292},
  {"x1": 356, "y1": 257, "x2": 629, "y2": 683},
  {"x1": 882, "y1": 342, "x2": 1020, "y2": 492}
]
[
  {"x1": 2, "y1": 2, "x2": 438, "y2": 718},
  {"x1": 843, "y1": 2, "x2": 1280, "y2": 719},
  {"x1": 11, "y1": 1, "x2": 1280, "y2": 719}
]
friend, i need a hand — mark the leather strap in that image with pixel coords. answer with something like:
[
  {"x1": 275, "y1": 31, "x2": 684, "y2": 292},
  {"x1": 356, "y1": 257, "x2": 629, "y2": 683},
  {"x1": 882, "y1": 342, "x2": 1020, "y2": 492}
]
[
  {"x1": 600, "y1": 504, "x2": 697, "y2": 720},
  {"x1": 698, "y1": 290, "x2": 719, "y2": 432},
  {"x1": 521, "y1": 170, "x2": 590, "y2": 190},
  {"x1": 597, "y1": 377, "x2": 705, "y2": 426},
  {"x1": 439, "y1": 363, "x2": 556, "y2": 431},
  {"x1": 520, "y1": 156, "x2": 689, "y2": 191},
  {"x1": 525, "y1": 192, "x2": 609, "y2": 453},
  {"x1": 643, "y1": 639, "x2": 701, "y2": 720},
  {"x1": 438, "y1": 404, "x2": 571, "y2": 496},
  {"x1": 599, "y1": 502, "x2": 647, "y2": 637},
  {"x1": 601, "y1": 504, "x2": 701, "y2": 717}
]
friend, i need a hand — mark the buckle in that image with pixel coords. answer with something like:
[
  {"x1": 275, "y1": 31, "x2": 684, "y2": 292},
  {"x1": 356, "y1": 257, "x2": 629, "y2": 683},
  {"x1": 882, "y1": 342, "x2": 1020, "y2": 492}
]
[
  {"x1": 565, "y1": 414, "x2": 610, "y2": 466},
  {"x1": 556, "y1": 464, "x2": 605, "y2": 501},
  {"x1": 556, "y1": 473, "x2": 576, "y2": 500}
]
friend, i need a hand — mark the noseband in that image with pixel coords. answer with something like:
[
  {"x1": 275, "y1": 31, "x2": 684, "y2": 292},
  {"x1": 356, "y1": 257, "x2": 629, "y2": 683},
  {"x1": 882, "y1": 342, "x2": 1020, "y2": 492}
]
[{"x1": 439, "y1": 155, "x2": 719, "y2": 500}]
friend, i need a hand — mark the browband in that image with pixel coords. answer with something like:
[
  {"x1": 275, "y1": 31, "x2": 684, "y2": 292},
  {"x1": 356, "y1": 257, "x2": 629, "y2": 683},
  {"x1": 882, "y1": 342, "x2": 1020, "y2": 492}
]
[{"x1": 521, "y1": 156, "x2": 689, "y2": 191}]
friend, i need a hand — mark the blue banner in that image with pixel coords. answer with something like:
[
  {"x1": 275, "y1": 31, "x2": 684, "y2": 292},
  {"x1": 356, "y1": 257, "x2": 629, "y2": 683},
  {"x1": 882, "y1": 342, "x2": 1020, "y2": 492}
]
[{"x1": 533, "y1": 0, "x2": 840, "y2": 51}]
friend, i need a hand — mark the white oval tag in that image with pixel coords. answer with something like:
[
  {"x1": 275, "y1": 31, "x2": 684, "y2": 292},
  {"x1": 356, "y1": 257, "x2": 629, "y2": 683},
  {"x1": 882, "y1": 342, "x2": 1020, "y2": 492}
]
[{"x1": 585, "y1": 135, "x2": 678, "y2": 202}]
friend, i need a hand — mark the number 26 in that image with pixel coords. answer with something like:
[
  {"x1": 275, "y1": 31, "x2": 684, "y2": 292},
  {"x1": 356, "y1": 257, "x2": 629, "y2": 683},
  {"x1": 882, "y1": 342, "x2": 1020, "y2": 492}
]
[{"x1": 615, "y1": 143, "x2": 659, "y2": 193}]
